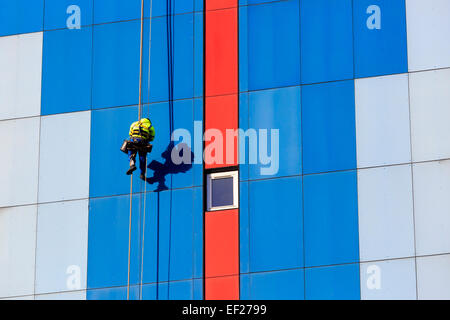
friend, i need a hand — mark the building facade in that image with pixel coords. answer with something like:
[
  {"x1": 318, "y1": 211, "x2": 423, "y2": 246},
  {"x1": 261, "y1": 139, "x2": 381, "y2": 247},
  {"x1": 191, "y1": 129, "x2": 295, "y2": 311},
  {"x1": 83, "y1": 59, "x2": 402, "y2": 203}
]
[{"x1": 1, "y1": 0, "x2": 450, "y2": 300}]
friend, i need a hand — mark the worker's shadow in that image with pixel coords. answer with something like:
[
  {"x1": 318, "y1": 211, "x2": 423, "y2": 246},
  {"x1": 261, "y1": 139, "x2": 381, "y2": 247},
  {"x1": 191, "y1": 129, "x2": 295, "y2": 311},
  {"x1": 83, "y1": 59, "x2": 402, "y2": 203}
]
[{"x1": 145, "y1": 142, "x2": 194, "y2": 192}]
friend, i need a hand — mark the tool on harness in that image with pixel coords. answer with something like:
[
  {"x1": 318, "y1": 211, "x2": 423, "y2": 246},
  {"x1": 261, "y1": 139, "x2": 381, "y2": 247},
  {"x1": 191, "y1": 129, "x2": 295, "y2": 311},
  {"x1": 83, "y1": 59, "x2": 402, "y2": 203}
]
[
  {"x1": 120, "y1": 140, "x2": 129, "y2": 154},
  {"x1": 120, "y1": 139, "x2": 153, "y2": 154}
]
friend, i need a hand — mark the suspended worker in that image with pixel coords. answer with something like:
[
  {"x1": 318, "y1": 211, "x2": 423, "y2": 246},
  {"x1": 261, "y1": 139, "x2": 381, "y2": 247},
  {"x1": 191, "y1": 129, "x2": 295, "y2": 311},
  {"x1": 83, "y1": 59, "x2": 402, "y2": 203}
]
[{"x1": 121, "y1": 118, "x2": 156, "y2": 180}]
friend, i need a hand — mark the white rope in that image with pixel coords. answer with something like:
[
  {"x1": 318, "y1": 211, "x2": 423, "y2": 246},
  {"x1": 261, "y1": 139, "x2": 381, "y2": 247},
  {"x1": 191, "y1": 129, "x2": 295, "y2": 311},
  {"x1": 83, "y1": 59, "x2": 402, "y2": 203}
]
[{"x1": 127, "y1": 175, "x2": 133, "y2": 300}]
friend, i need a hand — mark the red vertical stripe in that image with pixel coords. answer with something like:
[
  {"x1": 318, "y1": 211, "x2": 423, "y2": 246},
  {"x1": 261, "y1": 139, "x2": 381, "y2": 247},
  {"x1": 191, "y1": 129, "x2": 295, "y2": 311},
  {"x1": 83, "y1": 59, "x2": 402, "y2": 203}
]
[
  {"x1": 205, "y1": 95, "x2": 238, "y2": 168},
  {"x1": 205, "y1": 209, "x2": 239, "y2": 278},
  {"x1": 204, "y1": 0, "x2": 240, "y2": 300},
  {"x1": 205, "y1": 276, "x2": 240, "y2": 300},
  {"x1": 206, "y1": 0, "x2": 238, "y2": 11},
  {"x1": 205, "y1": 7, "x2": 238, "y2": 97}
]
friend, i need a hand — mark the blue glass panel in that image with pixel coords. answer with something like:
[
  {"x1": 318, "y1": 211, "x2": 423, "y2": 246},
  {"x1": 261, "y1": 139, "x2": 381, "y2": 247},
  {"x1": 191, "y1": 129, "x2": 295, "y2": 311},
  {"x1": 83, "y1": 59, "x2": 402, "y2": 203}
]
[
  {"x1": 150, "y1": 0, "x2": 195, "y2": 18},
  {"x1": 87, "y1": 286, "x2": 140, "y2": 300},
  {"x1": 240, "y1": 274, "x2": 251, "y2": 300},
  {"x1": 141, "y1": 283, "x2": 157, "y2": 300},
  {"x1": 171, "y1": 99, "x2": 195, "y2": 189},
  {"x1": 246, "y1": 0, "x2": 300, "y2": 91},
  {"x1": 239, "y1": 93, "x2": 249, "y2": 181},
  {"x1": 302, "y1": 80, "x2": 356, "y2": 174},
  {"x1": 353, "y1": 0, "x2": 408, "y2": 78},
  {"x1": 248, "y1": 269, "x2": 305, "y2": 300},
  {"x1": 141, "y1": 14, "x2": 194, "y2": 104},
  {"x1": 89, "y1": 105, "x2": 144, "y2": 198},
  {"x1": 41, "y1": 28, "x2": 92, "y2": 115},
  {"x1": 92, "y1": 20, "x2": 140, "y2": 109},
  {"x1": 193, "y1": 99, "x2": 204, "y2": 187},
  {"x1": 303, "y1": 171, "x2": 359, "y2": 267},
  {"x1": 248, "y1": 87, "x2": 302, "y2": 179},
  {"x1": 300, "y1": 0, "x2": 354, "y2": 84},
  {"x1": 249, "y1": 177, "x2": 303, "y2": 272},
  {"x1": 94, "y1": 0, "x2": 141, "y2": 24},
  {"x1": 239, "y1": 181, "x2": 250, "y2": 273},
  {"x1": 239, "y1": 6, "x2": 249, "y2": 93},
  {"x1": 0, "y1": 0, "x2": 44, "y2": 36},
  {"x1": 44, "y1": 0, "x2": 93, "y2": 30},
  {"x1": 157, "y1": 280, "x2": 194, "y2": 300},
  {"x1": 194, "y1": 12, "x2": 204, "y2": 98},
  {"x1": 154, "y1": 188, "x2": 203, "y2": 282},
  {"x1": 87, "y1": 194, "x2": 151, "y2": 289},
  {"x1": 305, "y1": 264, "x2": 361, "y2": 300}
]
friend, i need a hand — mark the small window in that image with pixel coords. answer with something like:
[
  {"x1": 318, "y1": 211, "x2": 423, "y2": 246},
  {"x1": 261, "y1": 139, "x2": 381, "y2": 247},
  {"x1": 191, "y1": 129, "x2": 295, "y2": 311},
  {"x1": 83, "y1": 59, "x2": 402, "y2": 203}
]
[{"x1": 207, "y1": 171, "x2": 239, "y2": 211}]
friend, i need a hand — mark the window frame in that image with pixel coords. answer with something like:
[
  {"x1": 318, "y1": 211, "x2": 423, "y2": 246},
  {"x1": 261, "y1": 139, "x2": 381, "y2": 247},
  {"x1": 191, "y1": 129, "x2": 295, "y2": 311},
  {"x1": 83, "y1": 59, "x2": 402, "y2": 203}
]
[{"x1": 206, "y1": 170, "x2": 239, "y2": 212}]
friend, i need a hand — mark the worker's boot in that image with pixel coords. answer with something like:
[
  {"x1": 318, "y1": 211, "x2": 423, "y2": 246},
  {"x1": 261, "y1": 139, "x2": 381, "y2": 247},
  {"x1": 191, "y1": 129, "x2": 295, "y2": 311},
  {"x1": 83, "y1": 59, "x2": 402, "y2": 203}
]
[
  {"x1": 140, "y1": 168, "x2": 146, "y2": 181},
  {"x1": 126, "y1": 159, "x2": 137, "y2": 175}
]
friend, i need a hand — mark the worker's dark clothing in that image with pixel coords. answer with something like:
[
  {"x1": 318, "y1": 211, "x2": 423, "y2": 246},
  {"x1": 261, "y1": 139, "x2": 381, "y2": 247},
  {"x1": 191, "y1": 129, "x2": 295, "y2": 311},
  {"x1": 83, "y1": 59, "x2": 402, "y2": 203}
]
[
  {"x1": 128, "y1": 138, "x2": 149, "y2": 174},
  {"x1": 126, "y1": 118, "x2": 155, "y2": 176}
]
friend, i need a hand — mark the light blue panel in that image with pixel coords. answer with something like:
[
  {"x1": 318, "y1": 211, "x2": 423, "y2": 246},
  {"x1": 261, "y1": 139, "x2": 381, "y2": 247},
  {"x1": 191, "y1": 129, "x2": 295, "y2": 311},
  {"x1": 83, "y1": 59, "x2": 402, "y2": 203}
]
[
  {"x1": 249, "y1": 87, "x2": 301, "y2": 179},
  {"x1": 239, "y1": 93, "x2": 249, "y2": 181},
  {"x1": 35, "y1": 200, "x2": 88, "y2": 294},
  {"x1": 300, "y1": 0, "x2": 354, "y2": 84},
  {"x1": 239, "y1": 181, "x2": 250, "y2": 273},
  {"x1": 302, "y1": 80, "x2": 356, "y2": 174},
  {"x1": 87, "y1": 194, "x2": 149, "y2": 289},
  {"x1": 239, "y1": 6, "x2": 249, "y2": 92},
  {"x1": 92, "y1": 20, "x2": 140, "y2": 109},
  {"x1": 304, "y1": 171, "x2": 359, "y2": 267},
  {"x1": 248, "y1": 269, "x2": 305, "y2": 300},
  {"x1": 157, "y1": 188, "x2": 203, "y2": 282},
  {"x1": 0, "y1": 0, "x2": 44, "y2": 36},
  {"x1": 172, "y1": 99, "x2": 195, "y2": 189},
  {"x1": 249, "y1": 177, "x2": 303, "y2": 272},
  {"x1": 194, "y1": 12, "x2": 203, "y2": 98},
  {"x1": 141, "y1": 14, "x2": 194, "y2": 104},
  {"x1": 193, "y1": 99, "x2": 203, "y2": 187},
  {"x1": 44, "y1": 0, "x2": 93, "y2": 30},
  {"x1": 38, "y1": 111, "x2": 91, "y2": 203},
  {"x1": 360, "y1": 259, "x2": 416, "y2": 300},
  {"x1": 246, "y1": 0, "x2": 300, "y2": 91},
  {"x1": 87, "y1": 286, "x2": 140, "y2": 300},
  {"x1": 89, "y1": 105, "x2": 144, "y2": 198},
  {"x1": 41, "y1": 28, "x2": 92, "y2": 115},
  {"x1": 353, "y1": 0, "x2": 408, "y2": 78},
  {"x1": 305, "y1": 264, "x2": 361, "y2": 300}
]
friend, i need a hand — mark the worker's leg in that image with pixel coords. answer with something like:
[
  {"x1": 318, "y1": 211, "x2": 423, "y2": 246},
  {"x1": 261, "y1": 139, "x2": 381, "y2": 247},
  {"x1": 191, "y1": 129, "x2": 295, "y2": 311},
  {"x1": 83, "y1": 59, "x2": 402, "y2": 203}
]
[
  {"x1": 138, "y1": 149, "x2": 147, "y2": 178},
  {"x1": 126, "y1": 148, "x2": 137, "y2": 175}
]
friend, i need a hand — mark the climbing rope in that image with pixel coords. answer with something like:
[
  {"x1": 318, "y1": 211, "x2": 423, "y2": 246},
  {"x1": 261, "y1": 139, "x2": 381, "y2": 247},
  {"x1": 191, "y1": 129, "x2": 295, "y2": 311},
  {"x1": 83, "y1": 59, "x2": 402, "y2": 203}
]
[
  {"x1": 166, "y1": 0, "x2": 175, "y2": 299},
  {"x1": 127, "y1": 0, "x2": 174, "y2": 301},
  {"x1": 139, "y1": 0, "x2": 155, "y2": 300},
  {"x1": 127, "y1": 0, "x2": 148, "y2": 301}
]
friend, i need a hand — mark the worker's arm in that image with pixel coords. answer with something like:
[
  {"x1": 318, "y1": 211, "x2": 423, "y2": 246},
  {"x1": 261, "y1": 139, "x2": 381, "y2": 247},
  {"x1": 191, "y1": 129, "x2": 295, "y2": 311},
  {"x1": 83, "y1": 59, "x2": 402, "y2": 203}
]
[
  {"x1": 129, "y1": 121, "x2": 137, "y2": 137},
  {"x1": 148, "y1": 126, "x2": 155, "y2": 142}
]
